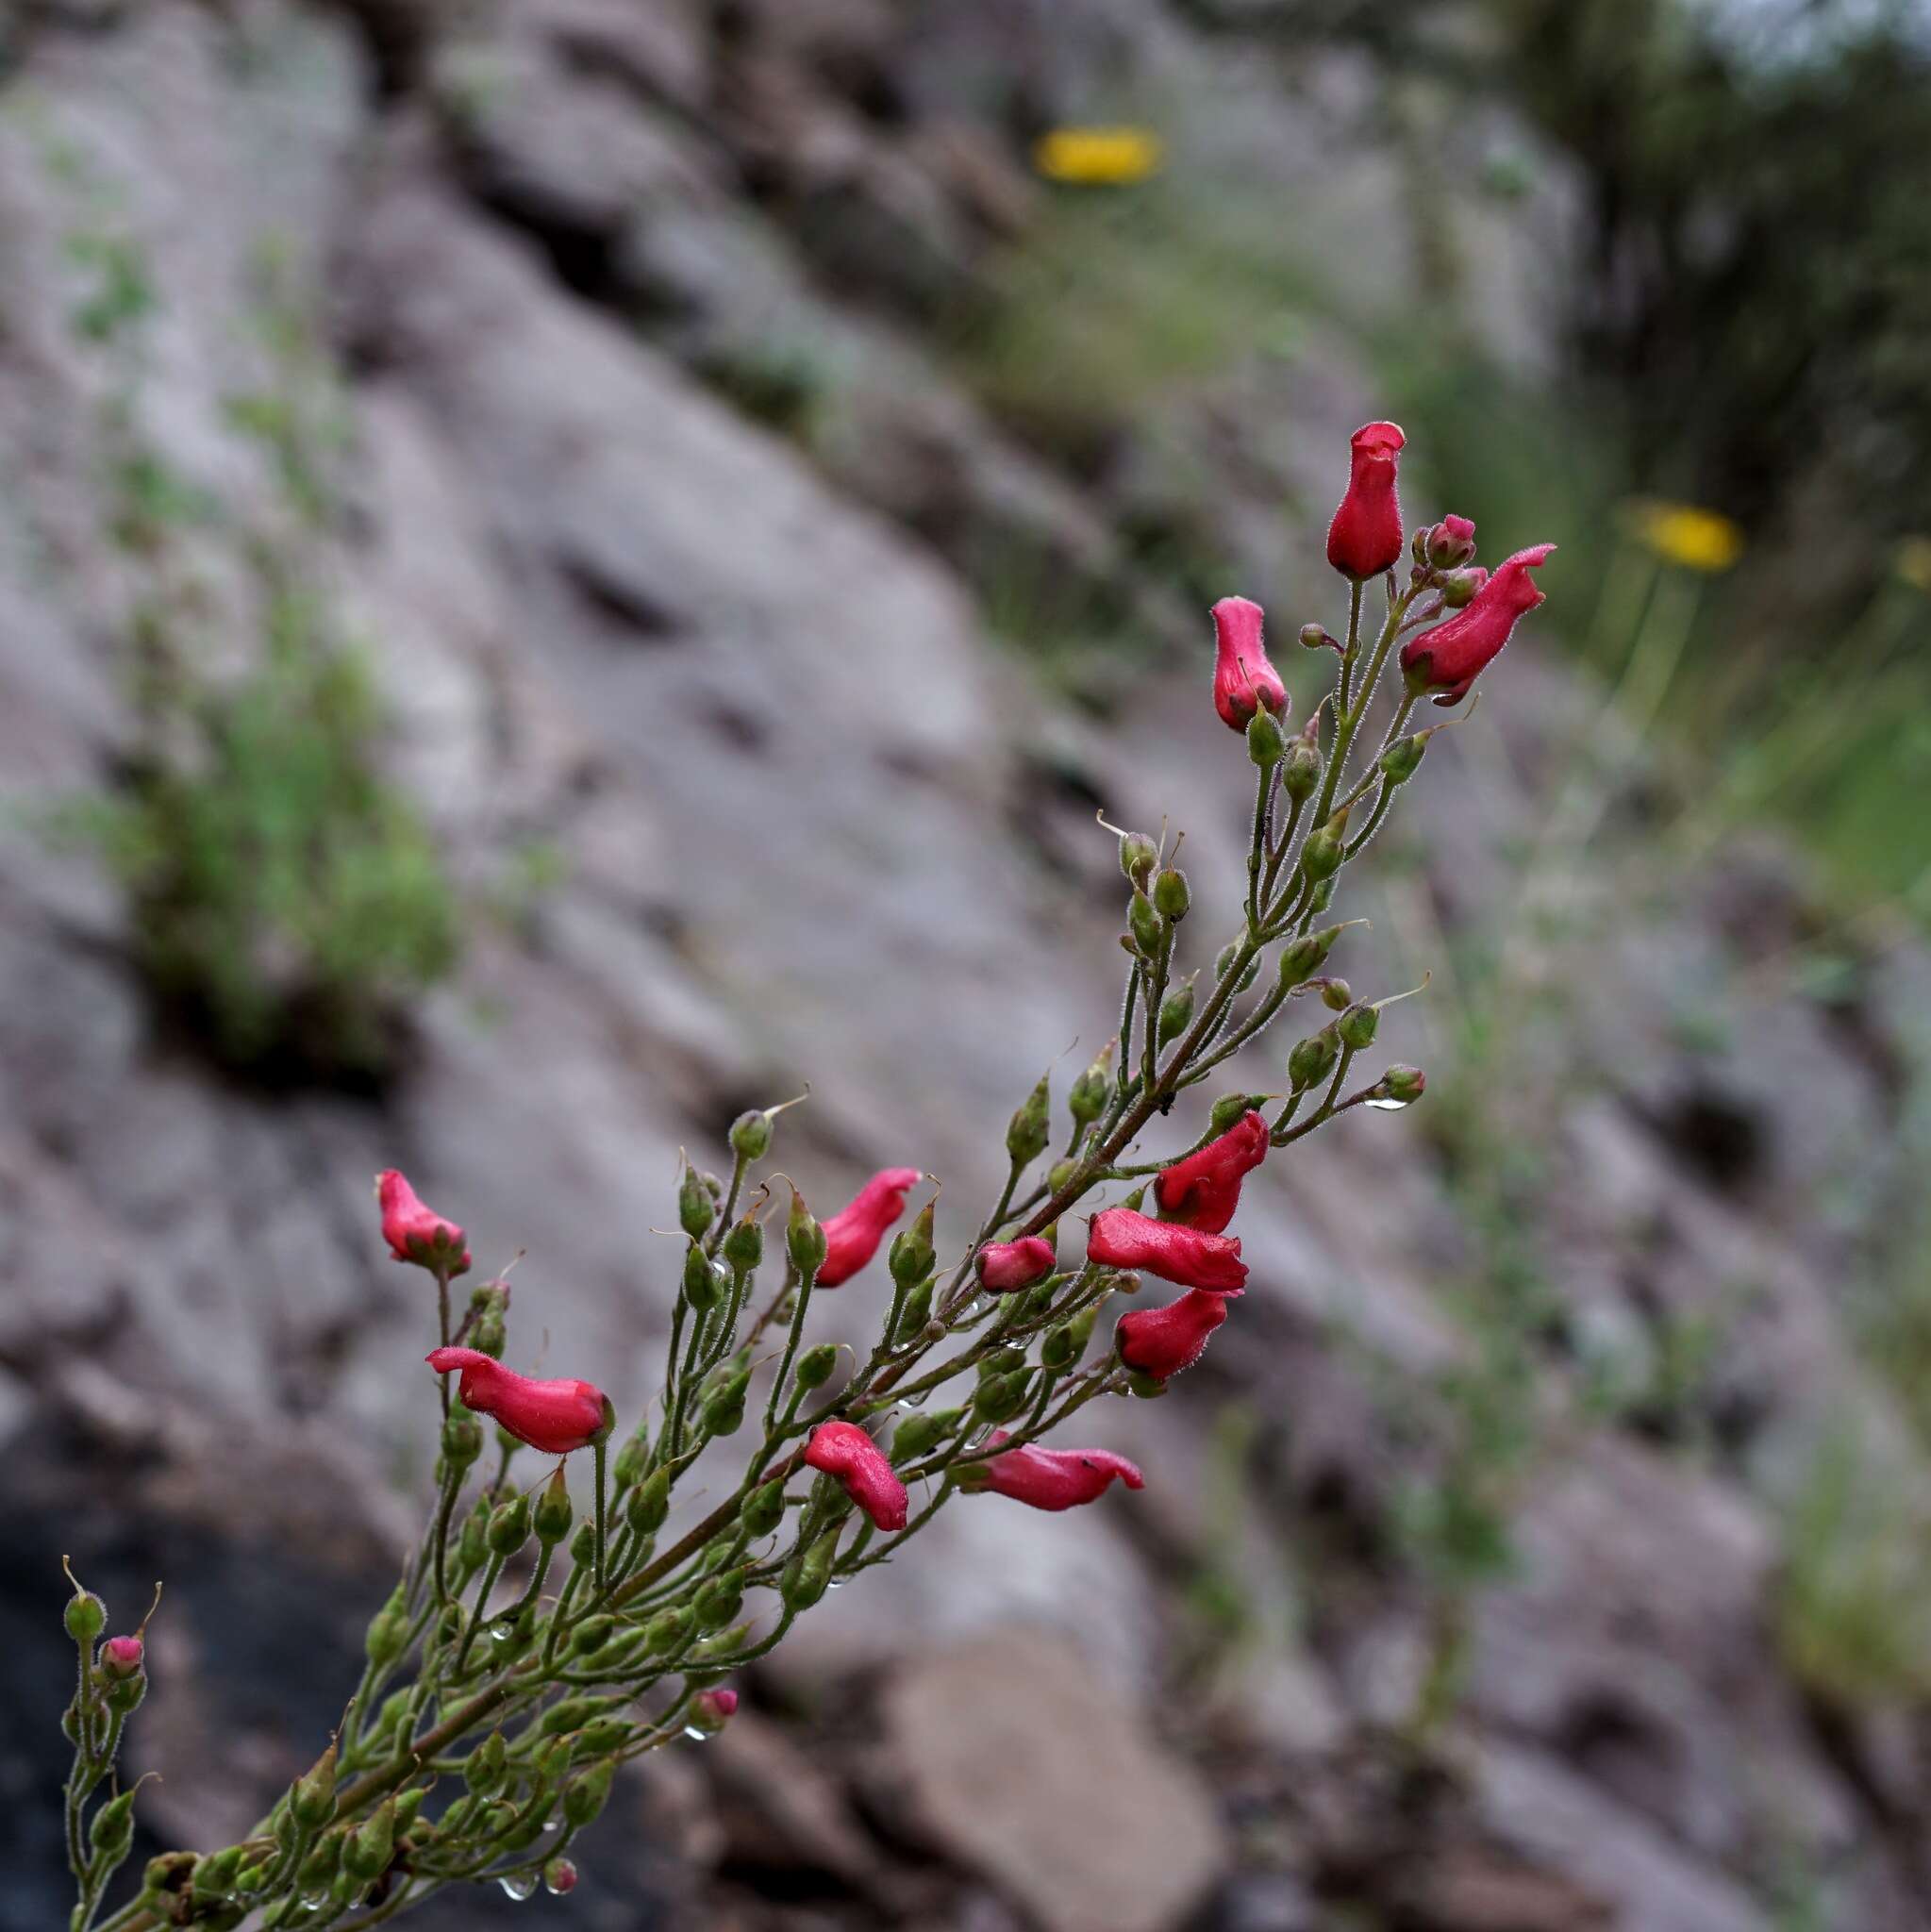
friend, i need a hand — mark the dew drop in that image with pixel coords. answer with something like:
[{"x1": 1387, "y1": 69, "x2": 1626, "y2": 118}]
[
  {"x1": 498, "y1": 1873, "x2": 539, "y2": 1901},
  {"x1": 681, "y1": 1724, "x2": 712, "y2": 1742},
  {"x1": 1364, "y1": 1095, "x2": 1411, "y2": 1111}
]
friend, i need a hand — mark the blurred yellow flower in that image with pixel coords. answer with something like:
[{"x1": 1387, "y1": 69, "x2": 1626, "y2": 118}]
[
  {"x1": 1625, "y1": 499, "x2": 1745, "y2": 574},
  {"x1": 1031, "y1": 126, "x2": 1164, "y2": 186},
  {"x1": 1893, "y1": 536, "x2": 1931, "y2": 593}
]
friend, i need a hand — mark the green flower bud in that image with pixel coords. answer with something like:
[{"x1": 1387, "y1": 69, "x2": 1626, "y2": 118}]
[
  {"x1": 534, "y1": 1466, "x2": 574, "y2": 1545},
  {"x1": 890, "y1": 1407, "x2": 963, "y2": 1464},
  {"x1": 569, "y1": 1520, "x2": 599, "y2": 1570},
  {"x1": 1069, "y1": 1041, "x2": 1114, "y2": 1124},
  {"x1": 1318, "y1": 976, "x2": 1353, "y2": 1011},
  {"x1": 728, "y1": 1110, "x2": 772, "y2": 1160},
  {"x1": 563, "y1": 1761, "x2": 615, "y2": 1829},
  {"x1": 1279, "y1": 922, "x2": 1348, "y2": 990},
  {"x1": 793, "y1": 1341, "x2": 840, "y2": 1391},
  {"x1": 1282, "y1": 737, "x2": 1322, "y2": 802},
  {"x1": 464, "y1": 1731, "x2": 507, "y2": 1797},
  {"x1": 1376, "y1": 1064, "x2": 1427, "y2": 1104},
  {"x1": 1157, "y1": 974, "x2": 1197, "y2": 1045},
  {"x1": 1299, "y1": 825, "x2": 1343, "y2": 883},
  {"x1": 979, "y1": 1345, "x2": 1028, "y2": 1378},
  {"x1": 787, "y1": 1189, "x2": 827, "y2": 1275},
  {"x1": 627, "y1": 1467, "x2": 671, "y2": 1538},
  {"x1": 1209, "y1": 1091, "x2": 1266, "y2": 1134},
  {"x1": 1247, "y1": 707, "x2": 1285, "y2": 766},
  {"x1": 470, "y1": 1314, "x2": 507, "y2": 1358},
  {"x1": 1379, "y1": 733, "x2": 1425, "y2": 784},
  {"x1": 1288, "y1": 1025, "x2": 1339, "y2": 1091},
  {"x1": 572, "y1": 1614, "x2": 616, "y2": 1657},
  {"x1": 1338, "y1": 1001, "x2": 1379, "y2": 1051},
  {"x1": 741, "y1": 1479, "x2": 788, "y2": 1539},
  {"x1": 64, "y1": 1583, "x2": 106, "y2": 1645},
  {"x1": 578, "y1": 1716, "x2": 631, "y2": 1756},
  {"x1": 1007, "y1": 1071, "x2": 1052, "y2": 1168},
  {"x1": 1127, "y1": 1368, "x2": 1171, "y2": 1399},
  {"x1": 682, "y1": 1241, "x2": 725, "y2": 1312},
  {"x1": 105, "y1": 1669, "x2": 147, "y2": 1717},
  {"x1": 91, "y1": 1782, "x2": 144, "y2": 1857},
  {"x1": 693, "y1": 1568, "x2": 746, "y2": 1630},
  {"x1": 441, "y1": 1409, "x2": 483, "y2": 1469},
  {"x1": 890, "y1": 1197, "x2": 937, "y2": 1288},
  {"x1": 644, "y1": 1607, "x2": 692, "y2": 1654},
  {"x1": 700, "y1": 1368, "x2": 751, "y2": 1439},
  {"x1": 612, "y1": 1427, "x2": 651, "y2": 1494},
  {"x1": 291, "y1": 1742, "x2": 338, "y2": 1829},
  {"x1": 678, "y1": 1162, "x2": 716, "y2": 1240},
  {"x1": 341, "y1": 1799, "x2": 395, "y2": 1882},
  {"x1": 1118, "y1": 830, "x2": 1158, "y2": 889},
  {"x1": 1152, "y1": 866, "x2": 1190, "y2": 921},
  {"x1": 1215, "y1": 941, "x2": 1261, "y2": 993},
  {"x1": 1040, "y1": 1323, "x2": 1079, "y2": 1370},
  {"x1": 364, "y1": 1586, "x2": 409, "y2": 1667},
  {"x1": 721, "y1": 1212, "x2": 763, "y2": 1274},
  {"x1": 295, "y1": 1834, "x2": 340, "y2": 1892},
  {"x1": 973, "y1": 1371, "x2": 1031, "y2": 1424},
  {"x1": 893, "y1": 1278, "x2": 933, "y2": 1343},
  {"x1": 487, "y1": 1493, "x2": 532, "y2": 1558},
  {"x1": 1127, "y1": 890, "x2": 1162, "y2": 958}
]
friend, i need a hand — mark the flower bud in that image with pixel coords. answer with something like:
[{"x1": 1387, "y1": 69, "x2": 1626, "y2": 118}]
[
  {"x1": 973, "y1": 1370, "x2": 1032, "y2": 1424},
  {"x1": 1300, "y1": 822, "x2": 1344, "y2": 882},
  {"x1": 569, "y1": 1519, "x2": 598, "y2": 1569},
  {"x1": 678, "y1": 1162, "x2": 716, "y2": 1239},
  {"x1": 787, "y1": 1187, "x2": 828, "y2": 1276},
  {"x1": 469, "y1": 1313, "x2": 507, "y2": 1358},
  {"x1": 1379, "y1": 734, "x2": 1425, "y2": 785},
  {"x1": 1439, "y1": 566, "x2": 1486, "y2": 609},
  {"x1": 342, "y1": 1799, "x2": 395, "y2": 1883},
  {"x1": 1069, "y1": 1041, "x2": 1114, "y2": 1124},
  {"x1": 1379, "y1": 1064, "x2": 1427, "y2": 1104},
  {"x1": 690, "y1": 1687, "x2": 739, "y2": 1733},
  {"x1": 1317, "y1": 976, "x2": 1353, "y2": 1011},
  {"x1": 890, "y1": 1198, "x2": 937, "y2": 1289},
  {"x1": 1157, "y1": 975, "x2": 1197, "y2": 1046},
  {"x1": 563, "y1": 1761, "x2": 615, "y2": 1828},
  {"x1": 1425, "y1": 512, "x2": 1477, "y2": 570},
  {"x1": 1127, "y1": 890, "x2": 1162, "y2": 958},
  {"x1": 612, "y1": 1427, "x2": 651, "y2": 1494},
  {"x1": 1209, "y1": 1091, "x2": 1266, "y2": 1135},
  {"x1": 1152, "y1": 866, "x2": 1190, "y2": 922},
  {"x1": 700, "y1": 1366, "x2": 751, "y2": 1438},
  {"x1": 1288, "y1": 1024, "x2": 1340, "y2": 1091},
  {"x1": 572, "y1": 1614, "x2": 616, "y2": 1657},
  {"x1": 291, "y1": 1743, "x2": 338, "y2": 1829},
  {"x1": 1327, "y1": 420, "x2": 1407, "y2": 579},
  {"x1": 794, "y1": 1341, "x2": 840, "y2": 1391},
  {"x1": 1215, "y1": 942, "x2": 1261, "y2": 993},
  {"x1": 721, "y1": 1212, "x2": 764, "y2": 1274},
  {"x1": 980, "y1": 1344, "x2": 1028, "y2": 1377},
  {"x1": 1281, "y1": 733, "x2": 1323, "y2": 802},
  {"x1": 1007, "y1": 1073, "x2": 1052, "y2": 1168},
  {"x1": 1246, "y1": 708, "x2": 1284, "y2": 767},
  {"x1": 893, "y1": 1278, "x2": 934, "y2": 1342},
  {"x1": 682, "y1": 1241, "x2": 725, "y2": 1312},
  {"x1": 728, "y1": 1110, "x2": 772, "y2": 1161},
  {"x1": 645, "y1": 1607, "x2": 693, "y2": 1654},
  {"x1": 804, "y1": 1422, "x2": 909, "y2": 1531},
  {"x1": 88, "y1": 1778, "x2": 141, "y2": 1857},
  {"x1": 364, "y1": 1586, "x2": 409, "y2": 1667},
  {"x1": 464, "y1": 1731, "x2": 507, "y2": 1797},
  {"x1": 1299, "y1": 622, "x2": 1338, "y2": 652},
  {"x1": 693, "y1": 1568, "x2": 746, "y2": 1630},
  {"x1": 975, "y1": 1236, "x2": 1057, "y2": 1294},
  {"x1": 1338, "y1": 1001, "x2": 1379, "y2": 1051},
  {"x1": 375, "y1": 1171, "x2": 472, "y2": 1278},
  {"x1": 741, "y1": 1479, "x2": 788, "y2": 1539},
  {"x1": 64, "y1": 1578, "x2": 106, "y2": 1645},
  {"x1": 441, "y1": 1408, "x2": 483, "y2": 1469},
  {"x1": 100, "y1": 1633, "x2": 144, "y2": 1678},
  {"x1": 544, "y1": 1857, "x2": 579, "y2": 1895},
  {"x1": 1118, "y1": 831, "x2": 1158, "y2": 889},
  {"x1": 627, "y1": 1466, "x2": 671, "y2": 1537},
  {"x1": 535, "y1": 1467, "x2": 574, "y2": 1545},
  {"x1": 890, "y1": 1407, "x2": 962, "y2": 1464}
]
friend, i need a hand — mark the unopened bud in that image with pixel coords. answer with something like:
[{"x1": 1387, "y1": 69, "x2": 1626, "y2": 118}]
[
  {"x1": 1318, "y1": 976, "x2": 1353, "y2": 1011},
  {"x1": 627, "y1": 1467, "x2": 671, "y2": 1537},
  {"x1": 1439, "y1": 567, "x2": 1484, "y2": 609},
  {"x1": 544, "y1": 1856, "x2": 579, "y2": 1895},
  {"x1": 890, "y1": 1199, "x2": 937, "y2": 1289},
  {"x1": 973, "y1": 1370, "x2": 1031, "y2": 1424},
  {"x1": 1381, "y1": 1063, "x2": 1427, "y2": 1103},
  {"x1": 678, "y1": 1163, "x2": 716, "y2": 1239},
  {"x1": 569, "y1": 1521, "x2": 598, "y2": 1570},
  {"x1": 612, "y1": 1428, "x2": 650, "y2": 1493},
  {"x1": 890, "y1": 1407, "x2": 962, "y2": 1464},
  {"x1": 1379, "y1": 734, "x2": 1425, "y2": 784},
  {"x1": 893, "y1": 1279, "x2": 934, "y2": 1342},
  {"x1": 1047, "y1": 1158, "x2": 1077, "y2": 1194},
  {"x1": 682, "y1": 1242, "x2": 725, "y2": 1312},
  {"x1": 364, "y1": 1586, "x2": 408, "y2": 1667},
  {"x1": 1127, "y1": 1368, "x2": 1171, "y2": 1399},
  {"x1": 1426, "y1": 515, "x2": 1477, "y2": 570},
  {"x1": 441, "y1": 1408, "x2": 483, "y2": 1469},
  {"x1": 1157, "y1": 975, "x2": 1197, "y2": 1045},
  {"x1": 727, "y1": 1110, "x2": 772, "y2": 1161},
  {"x1": 1209, "y1": 1091, "x2": 1267, "y2": 1134},
  {"x1": 1215, "y1": 941, "x2": 1261, "y2": 993},
  {"x1": 572, "y1": 1615, "x2": 616, "y2": 1657},
  {"x1": 741, "y1": 1479, "x2": 788, "y2": 1539},
  {"x1": 1118, "y1": 831, "x2": 1158, "y2": 889},
  {"x1": 100, "y1": 1634, "x2": 144, "y2": 1679},
  {"x1": 1338, "y1": 1001, "x2": 1379, "y2": 1050},
  {"x1": 63, "y1": 1574, "x2": 106, "y2": 1645},
  {"x1": 1246, "y1": 708, "x2": 1284, "y2": 767},
  {"x1": 1069, "y1": 1042, "x2": 1114, "y2": 1124},
  {"x1": 644, "y1": 1607, "x2": 693, "y2": 1654},
  {"x1": 534, "y1": 1467, "x2": 574, "y2": 1545},
  {"x1": 1299, "y1": 622, "x2": 1337, "y2": 651},
  {"x1": 1289, "y1": 1025, "x2": 1340, "y2": 1091},
  {"x1": 794, "y1": 1341, "x2": 839, "y2": 1391},
  {"x1": 292, "y1": 1742, "x2": 339, "y2": 1828},
  {"x1": 1153, "y1": 867, "x2": 1190, "y2": 922},
  {"x1": 693, "y1": 1568, "x2": 746, "y2": 1630},
  {"x1": 787, "y1": 1188, "x2": 827, "y2": 1275},
  {"x1": 464, "y1": 1732, "x2": 507, "y2": 1797},
  {"x1": 1007, "y1": 1072, "x2": 1052, "y2": 1168},
  {"x1": 563, "y1": 1761, "x2": 615, "y2": 1828},
  {"x1": 1300, "y1": 824, "x2": 1344, "y2": 882},
  {"x1": 342, "y1": 1799, "x2": 395, "y2": 1882},
  {"x1": 700, "y1": 1367, "x2": 750, "y2": 1438},
  {"x1": 1127, "y1": 890, "x2": 1162, "y2": 958}
]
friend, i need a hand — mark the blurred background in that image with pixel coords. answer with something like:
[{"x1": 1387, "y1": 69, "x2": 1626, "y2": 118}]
[{"x1": 2, "y1": 0, "x2": 1929, "y2": 1927}]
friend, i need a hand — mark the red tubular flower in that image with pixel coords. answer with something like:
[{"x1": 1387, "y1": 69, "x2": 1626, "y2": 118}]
[
  {"x1": 1210, "y1": 596, "x2": 1290, "y2": 731},
  {"x1": 1326, "y1": 421, "x2": 1407, "y2": 579},
  {"x1": 803, "y1": 1420, "x2": 908, "y2": 1531},
  {"x1": 974, "y1": 1236, "x2": 1057, "y2": 1294},
  {"x1": 1115, "y1": 1287, "x2": 1233, "y2": 1380},
  {"x1": 1087, "y1": 1208, "x2": 1246, "y2": 1292},
  {"x1": 100, "y1": 1636, "x2": 144, "y2": 1677},
  {"x1": 1400, "y1": 542, "x2": 1556, "y2": 705},
  {"x1": 817, "y1": 1168, "x2": 923, "y2": 1287},
  {"x1": 1154, "y1": 1110, "x2": 1269, "y2": 1235},
  {"x1": 425, "y1": 1347, "x2": 610, "y2": 1455},
  {"x1": 979, "y1": 1431, "x2": 1144, "y2": 1510},
  {"x1": 376, "y1": 1170, "x2": 471, "y2": 1277}
]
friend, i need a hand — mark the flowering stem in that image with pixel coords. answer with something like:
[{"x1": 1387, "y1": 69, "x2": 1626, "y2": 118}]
[
  {"x1": 592, "y1": 1441, "x2": 608, "y2": 1594},
  {"x1": 435, "y1": 1265, "x2": 452, "y2": 1418}
]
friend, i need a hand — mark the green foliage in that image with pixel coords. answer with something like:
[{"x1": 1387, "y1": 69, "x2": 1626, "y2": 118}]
[{"x1": 75, "y1": 595, "x2": 460, "y2": 1082}]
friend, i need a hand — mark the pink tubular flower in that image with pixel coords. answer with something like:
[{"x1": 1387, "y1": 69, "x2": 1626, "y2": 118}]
[
  {"x1": 1154, "y1": 1110, "x2": 1269, "y2": 1235},
  {"x1": 425, "y1": 1348, "x2": 610, "y2": 1455},
  {"x1": 803, "y1": 1420, "x2": 908, "y2": 1531},
  {"x1": 1087, "y1": 1208, "x2": 1247, "y2": 1292},
  {"x1": 1210, "y1": 596, "x2": 1290, "y2": 731},
  {"x1": 1115, "y1": 1287, "x2": 1233, "y2": 1380},
  {"x1": 100, "y1": 1636, "x2": 144, "y2": 1677},
  {"x1": 1400, "y1": 542, "x2": 1556, "y2": 705},
  {"x1": 974, "y1": 1236, "x2": 1057, "y2": 1294},
  {"x1": 980, "y1": 1431, "x2": 1144, "y2": 1510},
  {"x1": 816, "y1": 1168, "x2": 924, "y2": 1287},
  {"x1": 1326, "y1": 421, "x2": 1407, "y2": 579},
  {"x1": 376, "y1": 1170, "x2": 471, "y2": 1277}
]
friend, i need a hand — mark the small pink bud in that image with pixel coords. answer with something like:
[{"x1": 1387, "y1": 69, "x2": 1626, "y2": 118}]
[
  {"x1": 1424, "y1": 512, "x2": 1477, "y2": 569},
  {"x1": 691, "y1": 1687, "x2": 740, "y2": 1731},
  {"x1": 803, "y1": 1420, "x2": 908, "y2": 1531},
  {"x1": 978, "y1": 1432, "x2": 1144, "y2": 1510},
  {"x1": 1210, "y1": 596, "x2": 1290, "y2": 732},
  {"x1": 1115, "y1": 1287, "x2": 1235, "y2": 1381},
  {"x1": 99, "y1": 1635, "x2": 144, "y2": 1678},
  {"x1": 376, "y1": 1170, "x2": 472, "y2": 1278},
  {"x1": 1326, "y1": 421, "x2": 1407, "y2": 580},
  {"x1": 425, "y1": 1348, "x2": 610, "y2": 1455},
  {"x1": 1154, "y1": 1110, "x2": 1268, "y2": 1235},
  {"x1": 1087, "y1": 1208, "x2": 1246, "y2": 1292},
  {"x1": 817, "y1": 1169, "x2": 924, "y2": 1287},
  {"x1": 974, "y1": 1236, "x2": 1057, "y2": 1294},
  {"x1": 542, "y1": 1857, "x2": 579, "y2": 1896}
]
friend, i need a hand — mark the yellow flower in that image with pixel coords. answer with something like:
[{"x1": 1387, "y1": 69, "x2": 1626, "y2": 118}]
[
  {"x1": 1031, "y1": 126, "x2": 1164, "y2": 187},
  {"x1": 1624, "y1": 499, "x2": 1745, "y2": 574},
  {"x1": 1893, "y1": 537, "x2": 1931, "y2": 594}
]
